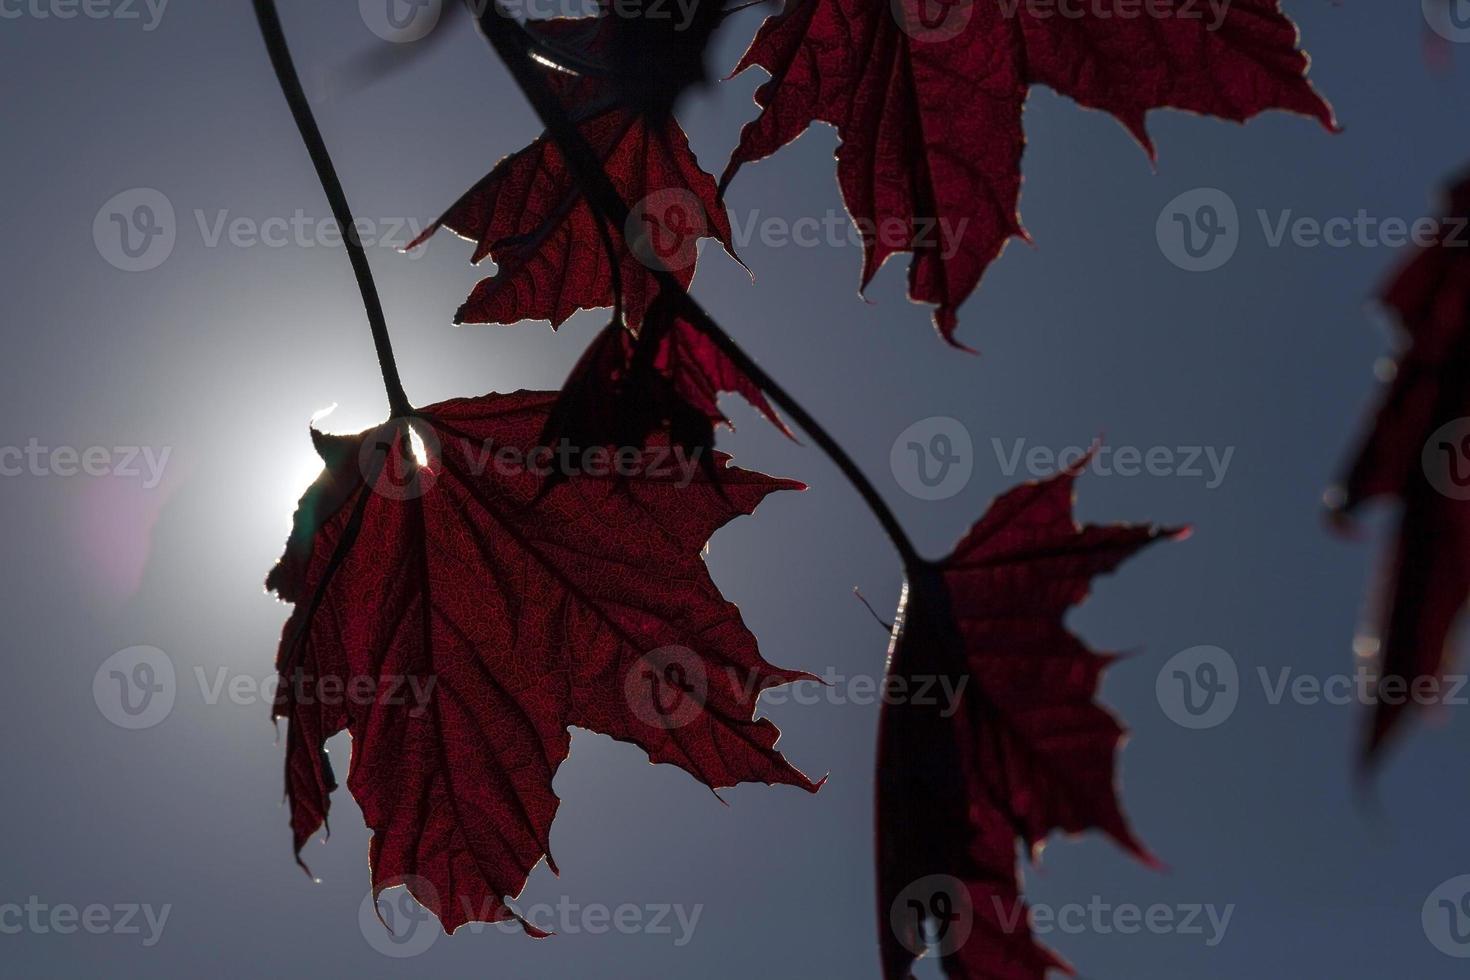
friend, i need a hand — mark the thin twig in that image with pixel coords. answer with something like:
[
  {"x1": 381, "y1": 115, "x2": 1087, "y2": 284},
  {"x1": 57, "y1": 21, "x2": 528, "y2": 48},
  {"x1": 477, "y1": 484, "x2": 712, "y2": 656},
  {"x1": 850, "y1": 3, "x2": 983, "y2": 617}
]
[
  {"x1": 253, "y1": 0, "x2": 413, "y2": 419},
  {"x1": 853, "y1": 587, "x2": 895, "y2": 633}
]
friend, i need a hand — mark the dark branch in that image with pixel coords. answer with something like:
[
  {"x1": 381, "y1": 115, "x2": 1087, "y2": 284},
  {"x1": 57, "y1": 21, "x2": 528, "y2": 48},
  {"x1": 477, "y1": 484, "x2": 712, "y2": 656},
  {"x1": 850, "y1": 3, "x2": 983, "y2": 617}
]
[{"x1": 252, "y1": 0, "x2": 413, "y2": 419}]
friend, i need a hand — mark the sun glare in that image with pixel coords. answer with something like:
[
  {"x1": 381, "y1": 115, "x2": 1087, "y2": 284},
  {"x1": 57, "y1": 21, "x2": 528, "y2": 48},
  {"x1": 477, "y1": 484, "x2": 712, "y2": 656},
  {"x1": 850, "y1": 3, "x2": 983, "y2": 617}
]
[
  {"x1": 277, "y1": 403, "x2": 339, "y2": 520},
  {"x1": 408, "y1": 424, "x2": 429, "y2": 468}
]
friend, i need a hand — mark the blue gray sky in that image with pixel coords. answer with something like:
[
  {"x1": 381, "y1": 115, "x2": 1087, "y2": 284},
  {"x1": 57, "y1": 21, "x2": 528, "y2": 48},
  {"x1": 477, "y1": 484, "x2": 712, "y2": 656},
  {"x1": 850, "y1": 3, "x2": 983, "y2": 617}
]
[{"x1": 3, "y1": 1, "x2": 1470, "y2": 977}]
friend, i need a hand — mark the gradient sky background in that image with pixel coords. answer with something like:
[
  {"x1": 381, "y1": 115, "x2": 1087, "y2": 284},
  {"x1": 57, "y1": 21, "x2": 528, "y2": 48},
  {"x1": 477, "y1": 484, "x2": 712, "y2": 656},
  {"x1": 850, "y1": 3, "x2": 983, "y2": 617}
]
[{"x1": 4, "y1": 1, "x2": 1470, "y2": 977}]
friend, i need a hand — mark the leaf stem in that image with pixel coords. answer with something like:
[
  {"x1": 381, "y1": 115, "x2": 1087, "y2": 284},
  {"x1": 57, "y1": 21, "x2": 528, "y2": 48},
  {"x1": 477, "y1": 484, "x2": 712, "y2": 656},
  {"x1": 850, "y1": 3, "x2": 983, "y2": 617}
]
[
  {"x1": 252, "y1": 0, "x2": 413, "y2": 419},
  {"x1": 466, "y1": 0, "x2": 924, "y2": 572}
]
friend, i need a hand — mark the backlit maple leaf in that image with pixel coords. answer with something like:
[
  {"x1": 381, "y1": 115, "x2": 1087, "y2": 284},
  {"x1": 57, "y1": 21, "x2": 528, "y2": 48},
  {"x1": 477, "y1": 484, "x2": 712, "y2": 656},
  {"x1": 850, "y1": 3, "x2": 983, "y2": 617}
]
[
  {"x1": 410, "y1": 17, "x2": 733, "y2": 330},
  {"x1": 268, "y1": 390, "x2": 819, "y2": 933},
  {"x1": 541, "y1": 293, "x2": 791, "y2": 470},
  {"x1": 1332, "y1": 168, "x2": 1470, "y2": 765},
  {"x1": 878, "y1": 462, "x2": 1181, "y2": 978},
  {"x1": 722, "y1": 0, "x2": 1335, "y2": 345}
]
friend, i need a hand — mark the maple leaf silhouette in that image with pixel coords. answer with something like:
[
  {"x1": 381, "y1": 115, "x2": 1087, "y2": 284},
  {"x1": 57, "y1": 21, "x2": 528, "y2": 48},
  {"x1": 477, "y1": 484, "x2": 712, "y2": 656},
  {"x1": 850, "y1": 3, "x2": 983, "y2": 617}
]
[
  {"x1": 597, "y1": 0, "x2": 728, "y2": 115},
  {"x1": 1332, "y1": 168, "x2": 1470, "y2": 766},
  {"x1": 410, "y1": 17, "x2": 734, "y2": 330},
  {"x1": 721, "y1": 0, "x2": 1336, "y2": 346},
  {"x1": 267, "y1": 390, "x2": 819, "y2": 934},
  {"x1": 541, "y1": 292, "x2": 791, "y2": 473},
  {"x1": 878, "y1": 462, "x2": 1181, "y2": 978}
]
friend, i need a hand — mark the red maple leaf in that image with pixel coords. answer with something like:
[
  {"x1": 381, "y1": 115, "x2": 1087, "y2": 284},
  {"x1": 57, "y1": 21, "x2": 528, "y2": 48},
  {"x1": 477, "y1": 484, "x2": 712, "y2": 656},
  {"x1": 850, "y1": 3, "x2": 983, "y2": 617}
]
[
  {"x1": 722, "y1": 0, "x2": 1335, "y2": 346},
  {"x1": 878, "y1": 462, "x2": 1181, "y2": 978},
  {"x1": 1332, "y1": 168, "x2": 1470, "y2": 765},
  {"x1": 542, "y1": 294, "x2": 791, "y2": 466},
  {"x1": 409, "y1": 18, "x2": 734, "y2": 330},
  {"x1": 267, "y1": 390, "x2": 819, "y2": 934}
]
